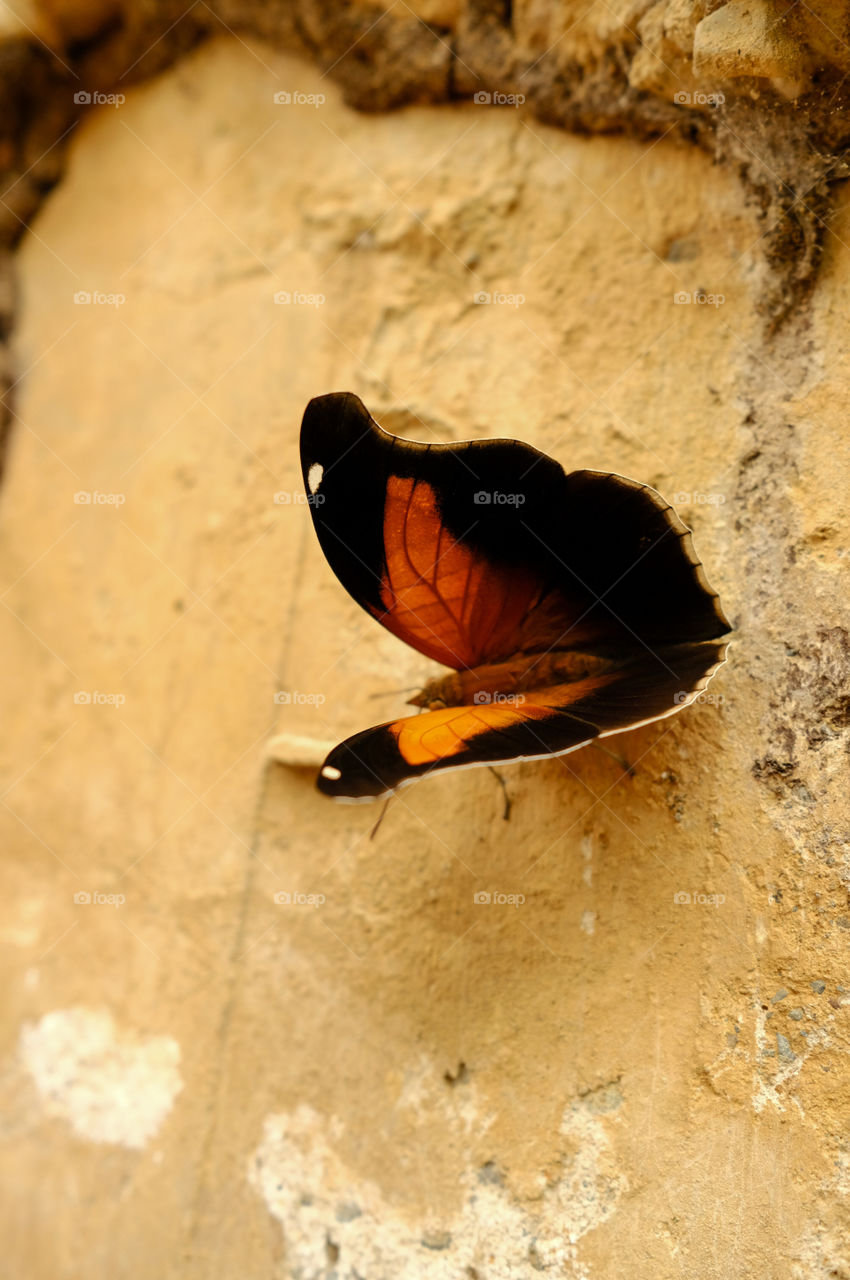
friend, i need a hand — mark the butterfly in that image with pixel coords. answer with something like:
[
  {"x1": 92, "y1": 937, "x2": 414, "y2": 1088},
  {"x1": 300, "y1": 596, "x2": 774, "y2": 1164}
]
[{"x1": 300, "y1": 392, "x2": 731, "y2": 802}]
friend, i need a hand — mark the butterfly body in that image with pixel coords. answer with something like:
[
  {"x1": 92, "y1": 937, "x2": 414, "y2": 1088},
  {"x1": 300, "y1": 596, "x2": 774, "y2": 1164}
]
[
  {"x1": 408, "y1": 649, "x2": 618, "y2": 711},
  {"x1": 299, "y1": 392, "x2": 731, "y2": 802}
]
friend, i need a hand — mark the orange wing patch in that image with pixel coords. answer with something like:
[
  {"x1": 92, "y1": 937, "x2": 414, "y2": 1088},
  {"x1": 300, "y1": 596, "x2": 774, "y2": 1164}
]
[
  {"x1": 392, "y1": 673, "x2": 618, "y2": 766},
  {"x1": 375, "y1": 476, "x2": 552, "y2": 670}
]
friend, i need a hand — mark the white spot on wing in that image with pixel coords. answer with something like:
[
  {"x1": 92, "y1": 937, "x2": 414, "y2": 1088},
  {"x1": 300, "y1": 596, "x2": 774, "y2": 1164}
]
[
  {"x1": 307, "y1": 463, "x2": 323, "y2": 495},
  {"x1": 321, "y1": 765, "x2": 342, "y2": 780}
]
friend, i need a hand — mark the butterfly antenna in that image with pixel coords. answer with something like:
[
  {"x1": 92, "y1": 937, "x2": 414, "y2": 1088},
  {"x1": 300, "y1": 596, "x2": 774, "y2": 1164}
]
[
  {"x1": 369, "y1": 794, "x2": 393, "y2": 840},
  {"x1": 488, "y1": 767, "x2": 512, "y2": 821},
  {"x1": 368, "y1": 686, "x2": 421, "y2": 699}
]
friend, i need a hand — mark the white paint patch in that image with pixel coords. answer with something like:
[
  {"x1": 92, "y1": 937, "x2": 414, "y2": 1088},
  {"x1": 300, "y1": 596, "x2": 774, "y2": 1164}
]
[
  {"x1": 321, "y1": 764, "x2": 342, "y2": 780},
  {"x1": 267, "y1": 733, "x2": 338, "y2": 767},
  {"x1": 307, "y1": 462, "x2": 323, "y2": 494},
  {"x1": 249, "y1": 1079, "x2": 625, "y2": 1278},
  {"x1": 20, "y1": 1007, "x2": 183, "y2": 1149},
  {"x1": 581, "y1": 909, "x2": 596, "y2": 936},
  {"x1": 754, "y1": 914, "x2": 767, "y2": 947}
]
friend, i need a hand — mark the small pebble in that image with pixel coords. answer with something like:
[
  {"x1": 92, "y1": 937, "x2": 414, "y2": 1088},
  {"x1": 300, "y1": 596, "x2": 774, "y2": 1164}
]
[
  {"x1": 811, "y1": 980, "x2": 826, "y2": 994},
  {"x1": 771, "y1": 989, "x2": 788, "y2": 1003},
  {"x1": 421, "y1": 1230, "x2": 452, "y2": 1251},
  {"x1": 776, "y1": 1033, "x2": 795, "y2": 1062},
  {"x1": 477, "y1": 1162, "x2": 503, "y2": 1186},
  {"x1": 789, "y1": 1008, "x2": 804, "y2": 1021}
]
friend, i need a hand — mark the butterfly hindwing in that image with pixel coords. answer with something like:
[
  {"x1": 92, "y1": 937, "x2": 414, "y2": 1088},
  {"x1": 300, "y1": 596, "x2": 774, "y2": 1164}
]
[{"x1": 316, "y1": 641, "x2": 727, "y2": 800}]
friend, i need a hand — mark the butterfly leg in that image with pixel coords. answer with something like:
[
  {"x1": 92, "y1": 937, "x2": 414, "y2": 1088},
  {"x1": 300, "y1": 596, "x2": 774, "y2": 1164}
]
[
  {"x1": 369, "y1": 794, "x2": 393, "y2": 840},
  {"x1": 488, "y1": 767, "x2": 512, "y2": 821},
  {"x1": 589, "y1": 741, "x2": 635, "y2": 777}
]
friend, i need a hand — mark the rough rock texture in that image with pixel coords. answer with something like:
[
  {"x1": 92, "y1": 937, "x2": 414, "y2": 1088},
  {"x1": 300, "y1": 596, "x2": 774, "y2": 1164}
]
[{"x1": 1, "y1": 10, "x2": 850, "y2": 1280}]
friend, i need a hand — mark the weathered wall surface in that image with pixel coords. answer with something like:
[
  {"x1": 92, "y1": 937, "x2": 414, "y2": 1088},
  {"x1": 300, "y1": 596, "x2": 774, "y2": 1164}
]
[{"x1": 1, "y1": 8, "x2": 850, "y2": 1280}]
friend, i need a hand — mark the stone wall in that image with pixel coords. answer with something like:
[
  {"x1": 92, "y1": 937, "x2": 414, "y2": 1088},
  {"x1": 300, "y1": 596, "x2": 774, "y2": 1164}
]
[{"x1": 1, "y1": 5, "x2": 850, "y2": 1278}]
